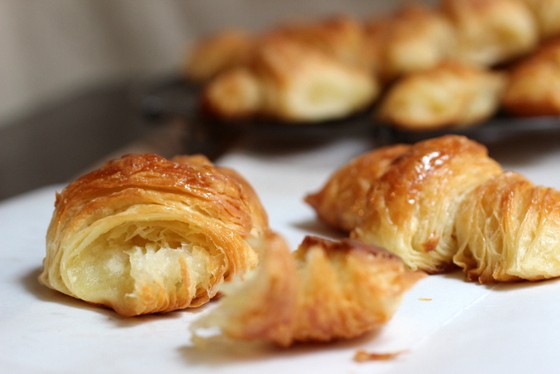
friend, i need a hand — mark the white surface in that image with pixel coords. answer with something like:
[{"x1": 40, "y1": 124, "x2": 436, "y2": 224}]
[{"x1": 2, "y1": 134, "x2": 560, "y2": 373}]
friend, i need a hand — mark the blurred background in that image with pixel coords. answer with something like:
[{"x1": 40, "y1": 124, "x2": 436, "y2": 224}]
[{"x1": 0, "y1": 0, "x2": 421, "y2": 201}]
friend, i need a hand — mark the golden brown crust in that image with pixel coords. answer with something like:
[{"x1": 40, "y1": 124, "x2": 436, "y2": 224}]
[
  {"x1": 304, "y1": 144, "x2": 411, "y2": 233},
  {"x1": 192, "y1": 235, "x2": 425, "y2": 347},
  {"x1": 40, "y1": 153, "x2": 270, "y2": 316},
  {"x1": 502, "y1": 41, "x2": 560, "y2": 116},
  {"x1": 349, "y1": 136, "x2": 503, "y2": 273},
  {"x1": 441, "y1": 0, "x2": 538, "y2": 66},
  {"x1": 377, "y1": 61, "x2": 506, "y2": 130},
  {"x1": 454, "y1": 172, "x2": 560, "y2": 283}
]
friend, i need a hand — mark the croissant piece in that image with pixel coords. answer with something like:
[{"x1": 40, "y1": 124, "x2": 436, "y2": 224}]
[
  {"x1": 441, "y1": 0, "x2": 538, "y2": 66},
  {"x1": 184, "y1": 29, "x2": 255, "y2": 83},
  {"x1": 202, "y1": 37, "x2": 379, "y2": 122},
  {"x1": 502, "y1": 41, "x2": 560, "y2": 116},
  {"x1": 305, "y1": 144, "x2": 411, "y2": 233},
  {"x1": 39, "y1": 154, "x2": 270, "y2": 316},
  {"x1": 454, "y1": 172, "x2": 560, "y2": 283},
  {"x1": 377, "y1": 61, "x2": 506, "y2": 130},
  {"x1": 191, "y1": 234, "x2": 425, "y2": 347}
]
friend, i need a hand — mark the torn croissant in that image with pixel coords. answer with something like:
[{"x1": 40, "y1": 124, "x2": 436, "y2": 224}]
[
  {"x1": 191, "y1": 234, "x2": 425, "y2": 347},
  {"x1": 39, "y1": 153, "x2": 270, "y2": 316},
  {"x1": 454, "y1": 172, "x2": 560, "y2": 283}
]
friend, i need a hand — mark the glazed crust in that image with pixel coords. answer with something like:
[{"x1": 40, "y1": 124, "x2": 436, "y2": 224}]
[
  {"x1": 454, "y1": 172, "x2": 560, "y2": 283},
  {"x1": 40, "y1": 153, "x2": 269, "y2": 316},
  {"x1": 191, "y1": 234, "x2": 425, "y2": 347},
  {"x1": 502, "y1": 41, "x2": 560, "y2": 116},
  {"x1": 305, "y1": 144, "x2": 411, "y2": 233},
  {"x1": 377, "y1": 61, "x2": 506, "y2": 130}
]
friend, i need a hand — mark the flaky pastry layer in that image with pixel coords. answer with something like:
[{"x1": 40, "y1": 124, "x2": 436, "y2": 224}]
[{"x1": 40, "y1": 154, "x2": 270, "y2": 316}]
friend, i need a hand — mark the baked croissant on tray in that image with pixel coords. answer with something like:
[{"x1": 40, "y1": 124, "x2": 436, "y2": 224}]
[
  {"x1": 306, "y1": 135, "x2": 560, "y2": 283},
  {"x1": 39, "y1": 153, "x2": 271, "y2": 316},
  {"x1": 191, "y1": 234, "x2": 425, "y2": 347}
]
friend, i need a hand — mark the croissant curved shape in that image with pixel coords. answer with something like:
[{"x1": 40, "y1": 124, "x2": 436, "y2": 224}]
[
  {"x1": 191, "y1": 234, "x2": 425, "y2": 347},
  {"x1": 454, "y1": 172, "x2": 560, "y2": 283},
  {"x1": 39, "y1": 153, "x2": 270, "y2": 316},
  {"x1": 307, "y1": 136, "x2": 503, "y2": 274}
]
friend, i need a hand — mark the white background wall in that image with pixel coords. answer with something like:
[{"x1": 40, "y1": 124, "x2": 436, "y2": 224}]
[{"x1": 0, "y1": 0, "x2": 428, "y2": 126}]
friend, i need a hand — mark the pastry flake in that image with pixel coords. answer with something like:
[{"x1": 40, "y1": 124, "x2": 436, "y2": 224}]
[
  {"x1": 191, "y1": 235, "x2": 425, "y2": 347},
  {"x1": 40, "y1": 153, "x2": 270, "y2": 316}
]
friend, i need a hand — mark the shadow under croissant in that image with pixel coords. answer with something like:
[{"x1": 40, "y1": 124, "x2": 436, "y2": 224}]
[{"x1": 178, "y1": 327, "x2": 384, "y2": 366}]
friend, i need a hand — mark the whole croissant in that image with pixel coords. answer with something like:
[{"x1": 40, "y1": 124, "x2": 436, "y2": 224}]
[
  {"x1": 191, "y1": 234, "x2": 425, "y2": 347},
  {"x1": 306, "y1": 135, "x2": 560, "y2": 283},
  {"x1": 39, "y1": 153, "x2": 271, "y2": 316}
]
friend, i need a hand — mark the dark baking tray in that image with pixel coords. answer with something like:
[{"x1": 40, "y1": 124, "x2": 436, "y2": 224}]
[{"x1": 140, "y1": 76, "x2": 560, "y2": 146}]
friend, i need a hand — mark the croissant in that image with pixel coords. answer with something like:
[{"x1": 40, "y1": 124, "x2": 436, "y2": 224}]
[
  {"x1": 377, "y1": 61, "x2": 506, "y2": 130},
  {"x1": 39, "y1": 153, "x2": 271, "y2": 316},
  {"x1": 501, "y1": 41, "x2": 560, "y2": 116},
  {"x1": 307, "y1": 136, "x2": 503, "y2": 274},
  {"x1": 441, "y1": 0, "x2": 538, "y2": 67},
  {"x1": 201, "y1": 36, "x2": 379, "y2": 122},
  {"x1": 191, "y1": 234, "x2": 425, "y2": 347},
  {"x1": 454, "y1": 172, "x2": 560, "y2": 283}
]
